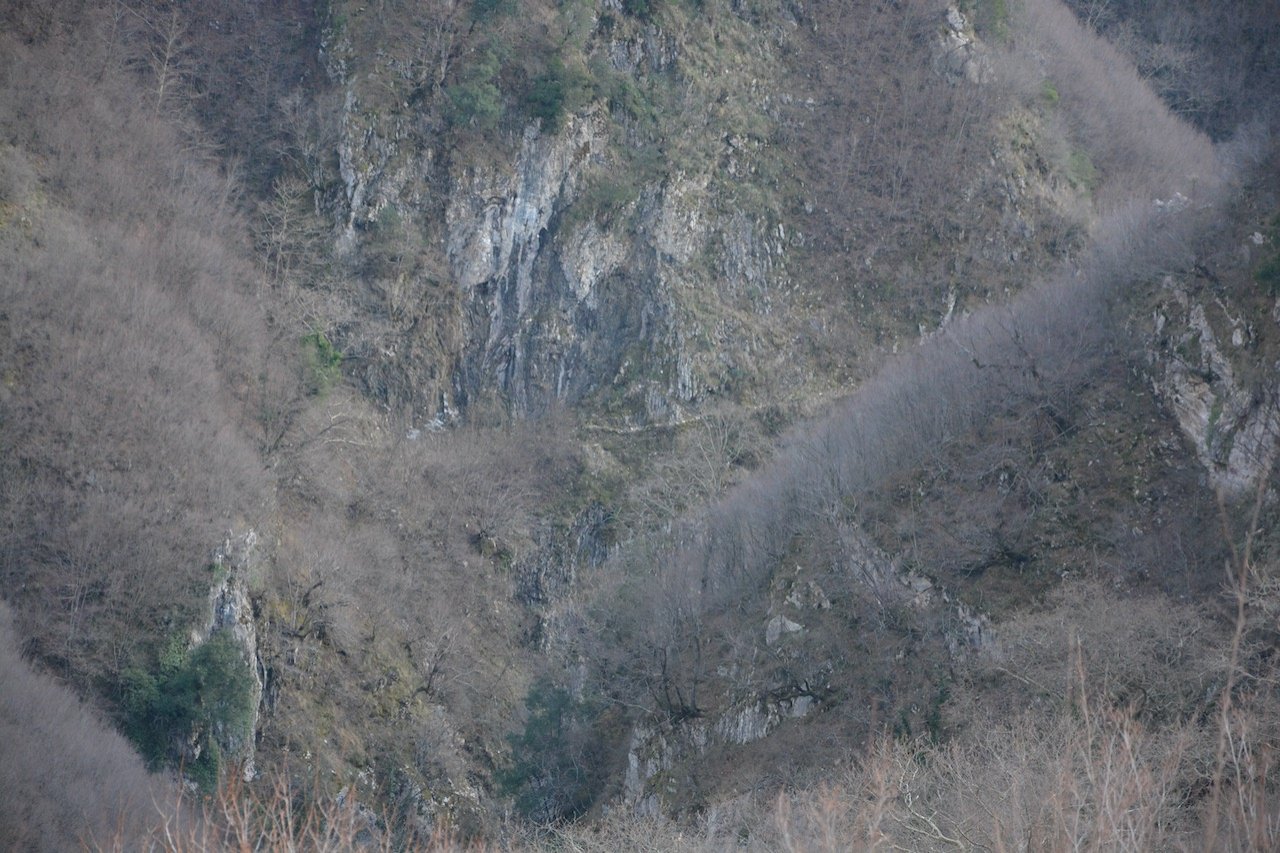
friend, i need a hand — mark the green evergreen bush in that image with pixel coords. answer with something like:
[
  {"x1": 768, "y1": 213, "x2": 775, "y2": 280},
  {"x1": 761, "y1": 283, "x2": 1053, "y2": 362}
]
[
  {"x1": 964, "y1": 0, "x2": 1009, "y2": 42},
  {"x1": 623, "y1": 0, "x2": 657, "y2": 21},
  {"x1": 499, "y1": 679, "x2": 602, "y2": 822},
  {"x1": 1068, "y1": 148, "x2": 1099, "y2": 190},
  {"x1": 524, "y1": 57, "x2": 590, "y2": 133},
  {"x1": 301, "y1": 329, "x2": 343, "y2": 396},
  {"x1": 1255, "y1": 254, "x2": 1280, "y2": 296},
  {"x1": 446, "y1": 50, "x2": 503, "y2": 130},
  {"x1": 1041, "y1": 79, "x2": 1060, "y2": 106},
  {"x1": 120, "y1": 632, "x2": 255, "y2": 790},
  {"x1": 472, "y1": 0, "x2": 515, "y2": 20}
]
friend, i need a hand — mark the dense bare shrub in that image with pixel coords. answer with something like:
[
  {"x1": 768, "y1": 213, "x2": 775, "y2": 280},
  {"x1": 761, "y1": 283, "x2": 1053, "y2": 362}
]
[
  {"x1": 1063, "y1": 0, "x2": 1280, "y2": 139},
  {"x1": 0, "y1": 601, "x2": 171, "y2": 852},
  {"x1": 100, "y1": 772, "x2": 410, "y2": 852},
  {"x1": 546, "y1": 658, "x2": 1277, "y2": 852},
  {"x1": 0, "y1": 10, "x2": 270, "y2": 713},
  {"x1": 1012, "y1": 0, "x2": 1222, "y2": 209},
  {"x1": 781, "y1": 0, "x2": 1013, "y2": 318},
  {"x1": 585, "y1": 0, "x2": 1238, "y2": 752}
]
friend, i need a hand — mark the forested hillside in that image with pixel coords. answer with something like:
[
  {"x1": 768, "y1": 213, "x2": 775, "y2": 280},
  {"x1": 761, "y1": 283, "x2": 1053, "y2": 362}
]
[{"x1": 1, "y1": 0, "x2": 1278, "y2": 849}]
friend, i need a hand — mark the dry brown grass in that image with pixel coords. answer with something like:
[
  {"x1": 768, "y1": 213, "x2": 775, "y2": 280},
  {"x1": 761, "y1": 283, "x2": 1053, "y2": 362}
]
[
  {"x1": 537, "y1": 688, "x2": 1276, "y2": 853},
  {"x1": 101, "y1": 671, "x2": 1274, "y2": 851}
]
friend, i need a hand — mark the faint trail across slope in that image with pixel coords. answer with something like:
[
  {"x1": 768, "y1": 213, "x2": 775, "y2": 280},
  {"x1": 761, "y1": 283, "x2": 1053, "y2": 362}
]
[{"x1": 601, "y1": 0, "x2": 1247, "y2": 706}]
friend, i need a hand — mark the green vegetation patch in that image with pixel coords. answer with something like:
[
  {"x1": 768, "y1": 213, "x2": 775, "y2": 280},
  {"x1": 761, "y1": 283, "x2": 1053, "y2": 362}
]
[
  {"x1": 569, "y1": 168, "x2": 645, "y2": 230},
  {"x1": 971, "y1": 0, "x2": 1010, "y2": 42},
  {"x1": 1255, "y1": 254, "x2": 1280, "y2": 296},
  {"x1": 1040, "y1": 79, "x2": 1060, "y2": 107},
  {"x1": 472, "y1": 0, "x2": 516, "y2": 20},
  {"x1": 523, "y1": 56, "x2": 593, "y2": 133},
  {"x1": 301, "y1": 329, "x2": 343, "y2": 396},
  {"x1": 446, "y1": 48, "x2": 504, "y2": 131},
  {"x1": 499, "y1": 679, "x2": 612, "y2": 822},
  {"x1": 1254, "y1": 218, "x2": 1280, "y2": 295},
  {"x1": 120, "y1": 632, "x2": 256, "y2": 790},
  {"x1": 623, "y1": 0, "x2": 659, "y2": 21},
  {"x1": 1067, "y1": 148, "x2": 1099, "y2": 191}
]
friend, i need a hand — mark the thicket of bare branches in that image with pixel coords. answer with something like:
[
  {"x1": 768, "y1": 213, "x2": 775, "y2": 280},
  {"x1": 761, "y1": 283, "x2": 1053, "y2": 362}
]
[
  {"x1": 1063, "y1": 0, "x2": 1280, "y2": 138},
  {"x1": 580, "y1": 0, "x2": 1244, "y2": 752},
  {"x1": 779, "y1": 0, "x2": 1019, "y2": 333},
  {"x1": 0, "y1": 10, "x2": 271, "y2": 692},
  {"x1": 785, "y1": 0, "x2": 1007, "y2": 250},
  {"x1": 0, "y1": 601, "x2": 172, "y2": 852},
  {"x1": 544, "y1": 556, "x2": 1280, "y2": 851},
  {"x1": 1011, "y1": 0, "x2": 1222, "y2": 210},
  {"x1": 590, "y1": 175, "x2": 1232, "y2": 722}
]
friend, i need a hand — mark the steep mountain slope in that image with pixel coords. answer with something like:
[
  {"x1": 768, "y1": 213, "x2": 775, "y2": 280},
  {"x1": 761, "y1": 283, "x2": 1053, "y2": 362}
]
[
  {"x1": 0, "y1": 6, "x2": 271, "y2": 714},
  {"x1": 0, "y1": 0, "x2": 1277, "y2": 847},
  {"x1": 256, "y1": 0, "x2": 1095, "y2": 425}
]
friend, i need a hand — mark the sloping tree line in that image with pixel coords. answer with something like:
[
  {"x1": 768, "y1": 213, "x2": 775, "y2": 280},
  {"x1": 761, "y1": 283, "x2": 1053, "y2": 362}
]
[
  {"x1": 0, "y1": 0, "x2": 280, "y2": 787},
  {"x1": 554, "y1": 0, "x2": 1251, "y2": 813}
]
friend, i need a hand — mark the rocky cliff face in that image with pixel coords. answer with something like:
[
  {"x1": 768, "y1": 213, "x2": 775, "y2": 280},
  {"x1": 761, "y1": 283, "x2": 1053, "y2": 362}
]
[
  {"x1": 192, "y1": 530, "x2": 264, "y2": 780},
  {"x1": 1150, "y1": 272, "x2": 1280, "y2": 496},
  {"x1": 194, "y1": 0, "x2": 1280, "y2": 828},
  {"x1": 310, "y1": 1, "x2": 1100, "y2": 431},
  {"x1": 316, "y1": 3, "x2": 793, "y2": 426},
  {"x1": 441, "y1": 112, "x2": 682, "y2": 421}
]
